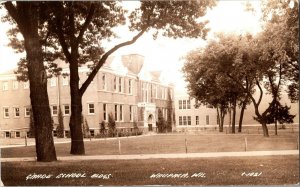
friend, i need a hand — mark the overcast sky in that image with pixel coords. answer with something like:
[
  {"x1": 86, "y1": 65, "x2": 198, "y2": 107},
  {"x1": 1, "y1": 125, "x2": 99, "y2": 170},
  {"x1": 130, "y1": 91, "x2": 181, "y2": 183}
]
[{"x1": 0, "y1": 1, "x2": 263, "y2": 93}]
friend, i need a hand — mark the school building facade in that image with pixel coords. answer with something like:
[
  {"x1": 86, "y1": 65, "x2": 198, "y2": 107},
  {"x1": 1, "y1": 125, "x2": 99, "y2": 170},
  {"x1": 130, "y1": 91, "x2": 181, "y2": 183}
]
[{"x1": 0, "y1": 54, "x2": 175, "y2": 138}]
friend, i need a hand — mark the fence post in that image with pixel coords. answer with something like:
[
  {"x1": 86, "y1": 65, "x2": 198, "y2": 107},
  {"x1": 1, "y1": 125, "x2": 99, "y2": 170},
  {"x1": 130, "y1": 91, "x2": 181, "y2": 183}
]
[
  {"x1": 244, "y1": 137, "x2": 247, "y2": 152},
  {"x1": 185, "y1": 138, "x2": 188, "y2": 154},
  {"x1": 118, "y1": 137, "x2": 121, "y2": 154}
]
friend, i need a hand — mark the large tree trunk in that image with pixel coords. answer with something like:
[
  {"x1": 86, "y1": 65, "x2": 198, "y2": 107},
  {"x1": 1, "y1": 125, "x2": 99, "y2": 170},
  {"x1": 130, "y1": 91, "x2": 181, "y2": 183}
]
[
  {"x1": 232, "y1": 99, "x2": 237, "y2": 134},
  {"x1": 217, "y1": 108, "x2": 221, "y2": 132},
  {"x1": 16, "y1": 2, "x2": 57, "y2": 161},
  {"x1": 238, "y1": 101, "x2": 247, "y2": 133},
  {"x1": 261, "y1": 123, "x2": 269, "y2": 137},
  {"x1": 218, "y1": 107, "x2": 225, "y2": 132},
  {"x1": 69, "y1": 58, "x2": 85, "y2": 155}
]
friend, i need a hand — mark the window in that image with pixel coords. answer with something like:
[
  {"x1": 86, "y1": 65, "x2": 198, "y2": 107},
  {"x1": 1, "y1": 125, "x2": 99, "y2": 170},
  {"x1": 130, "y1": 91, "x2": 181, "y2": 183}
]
[
  {"x1": 51, "y1": 105, "x2": 58, "y2": 116},
  {"x1": 53, "y1": 130, "x2": 57, "y2": 137},
  {"x1": 2, "y1": 81, "x2": 8, "y2": 91},
  {"x1": 5, "y1": 132, "x2": 10, "y2": 138},
  {"x1": 114, "y1": 76, "x2": 117, "y2": 91},
  {"x1": 206, "y1": 115, "x2": 210, "y2": 125},
  {"x1": 179, "y1": 116, "x2": 183, "y2": 126},
  {"x1": 3, "y1": 107, "x2": 9, "y2": 118},
  {"x1": 14, "y1": 107, "x2": 20, "y2": 117},
  {"x1": 65, "y1": 130, "x2": 70, "y2": 137},
  {"x1": 183, "y1": 100, "x2": 186, "y2": 109},
  {"x1": 196, "y1": 116, "x2": 199, "y2": 125},
  {"x1": 102, "y1": 74, "x2": 106, "y2": 90},
  {"x1": 114, "y1": 105, "x2": 118, "y2": 121},
  {"x1": 64, "y1": 105, "x2": 70, "y2": 115},
  {"x1": 90, "y1": 130, "x2": 95, "y2": 137},
  {"x1": 25, "y1": 107, "x2": 31, "y2": 117},
  {"x1": 119, "y1": 105, "x2": 123, "y2": 121},
  {"x1": 179, "y1": 100, "x2": 191, "y2": 110},
  {"x1": 15, "y1": 131, "x2": 20, "y2": 138},
  {"x1": 50, "y1": 77, "x2": 56, "y2": 87},
  {"x1": 119, "y1": 77, "x2": 122, "y2": 92},
  {"x1": 88, "y1": 103, "x2": 95, "y2": 115},
  {"x1": 183, "y1": 116, "x2": 187, "y2": 125},
  {"x1": 129, "y1": 106, "x2": 133, "y2": 121},
  {"x1": 63, "y1": 76, "x2": 69, "y2": 86},
  {"x1": 12, "y1": 81, "x2": 18, "y2": 90},
  {"x1": 187, "y1": 100, "x2": 191, "y2": 109},
  {"x1": 24, "y1": 81, "x2": 29, "y2": 89},
  {"x1": 165, "y1": 109, "x2": 168, "y2": 120},
  {"x1": 179, "y1": 100, "x2": 182, "y2": 109},
  {"x1": 153, "y1": 85, "x2": 157, "y2": 98},
  {"x1": 142, "y1": 82, "x2": 148, "y2": 102},
  {"x1": 187, "y1": 116, "x2": 191, "y2": 125},
  {"x1": 103, "y1": 104, "x2": 107, "y2": 121},
  {"x1": 128, "y1": 79, "x2": 132, "y2": 94}
]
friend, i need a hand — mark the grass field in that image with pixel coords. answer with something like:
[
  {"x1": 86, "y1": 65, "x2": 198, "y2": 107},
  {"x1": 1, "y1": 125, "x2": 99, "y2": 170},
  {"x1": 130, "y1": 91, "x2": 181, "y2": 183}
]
[
  {"x1": 1, "y1": 133, "x2": 298, "y2": 158},
  {"x1": 1, "y1": 156, "x2": 298, "y2": 185}
]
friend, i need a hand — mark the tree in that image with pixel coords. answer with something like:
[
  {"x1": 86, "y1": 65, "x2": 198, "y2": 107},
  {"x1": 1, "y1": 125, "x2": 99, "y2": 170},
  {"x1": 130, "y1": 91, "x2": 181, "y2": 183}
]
[
  {"x1": 257, "y1": 100, "x2": 295, "y2": 125},
  {"x1": 99, "y1": 121, "x2": 106, "y2": 135},
  {"x1": 183, "y1": 34, "x2": 250, "y2": 133},
  {"x1": 166, "y1": 88, "x2": 173, "y2": 132},
  {"x1": 261, "y1": 0, "x2": 299, "y2": 103},
  {"x1": 108, "y1": 113, "x2": 116, "y2": 137},
  {"x1": 4, "y1": 1, "x2": 216, "y2": 154},
  {"x1": 81, "y1": 115, "x2": 90, "y2": 138},
  {"x1": 156, "y1": 108, "x2": 166, "y2": 133},
  {"x1": 2, "y1": 2, "x2": 57, "y2": 161},
  {"x1": 56, "y1": 106, "x2": 64, "y2": 138}
]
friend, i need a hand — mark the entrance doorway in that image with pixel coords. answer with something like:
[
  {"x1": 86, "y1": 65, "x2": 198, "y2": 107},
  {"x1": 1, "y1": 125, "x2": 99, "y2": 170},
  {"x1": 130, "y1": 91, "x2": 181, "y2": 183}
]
[{"x1": 148, "y1": 114, "x2": 154, "y2": 131}]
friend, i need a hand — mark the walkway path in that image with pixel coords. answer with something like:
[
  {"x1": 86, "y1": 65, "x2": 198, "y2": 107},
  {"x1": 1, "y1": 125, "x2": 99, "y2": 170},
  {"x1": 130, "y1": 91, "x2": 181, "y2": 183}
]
[{"x1": 1, "y1": 150, "x2": 298, "y2": 162}]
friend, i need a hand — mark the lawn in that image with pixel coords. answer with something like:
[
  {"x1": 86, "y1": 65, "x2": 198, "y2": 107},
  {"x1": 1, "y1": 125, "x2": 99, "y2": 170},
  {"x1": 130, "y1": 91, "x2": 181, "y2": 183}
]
[
  {"x1": 1, "y1": 133, "x2": 298, "y2": 158},
  {"x1": 1, "y1": 155, "x2": 299, "y2": 185}
]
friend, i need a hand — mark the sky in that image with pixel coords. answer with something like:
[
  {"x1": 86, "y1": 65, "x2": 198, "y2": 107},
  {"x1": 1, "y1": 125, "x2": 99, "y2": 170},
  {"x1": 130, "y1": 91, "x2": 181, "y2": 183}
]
[{"x1": 0, "y1": 1, "x2": 263, "y2": 93}]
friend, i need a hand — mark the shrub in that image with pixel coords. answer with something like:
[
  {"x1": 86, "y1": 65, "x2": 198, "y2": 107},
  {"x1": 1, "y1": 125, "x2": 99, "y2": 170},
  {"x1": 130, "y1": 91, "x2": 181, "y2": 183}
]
[
  {"x1": 100, "y1": 121, "x2": 106, "y2": 134},
  {"x1": 108, "y1": 113, "x2": 116, "y2": 137},
  {"x1": 56, "y1": 106, "x2": 65, "y2": 138},
  {"x1": 82, "y1": 115, "x2": 90, "y2": 138},
  {"x1": 156, "y1": 109, "x2": 166, "y2": 133}
]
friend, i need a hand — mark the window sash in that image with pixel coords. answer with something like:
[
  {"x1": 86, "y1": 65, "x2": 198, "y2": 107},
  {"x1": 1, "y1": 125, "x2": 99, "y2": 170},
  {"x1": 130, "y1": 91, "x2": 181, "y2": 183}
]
[
  {"x1": 103, "y1": 104, "x2": 107, "y2": 121},
  {"x1": 3, "y1": 108, "x2": 9, "y2": 118},
  {"x1": 179, "y1": 116, "x2": 182, "y2": 126},
  {"x1": 88, "y1": 104, "x2": 95, "y2": 114},
  {"x1": 64, "y1": 105, "x2": 70, "y2": 115},
  {"x1": 114, "y1": 105, "x2": 118, "y2": 121},
  {"x1": 14, "y1": 107, "x2": 20, "y2": 117},
  {"x1": 52, "y1": 105, "x2": 58, "y2": 116}
]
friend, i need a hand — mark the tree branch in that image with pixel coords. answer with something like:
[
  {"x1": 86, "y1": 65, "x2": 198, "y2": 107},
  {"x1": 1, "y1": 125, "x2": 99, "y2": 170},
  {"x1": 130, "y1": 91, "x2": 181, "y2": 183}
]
[
  {"x1": 4, "y1": 2, "x2": 22, "y2": 31},
  {"x1": 256, "y1": 78, "x2": 263, "y2": 106},
  {"x1": 53, "y1": 2, "x2": 72, "y2": 62},
  {"x1": 79, "y1": 28, "x2": 147, "y2": 96},
  {"x1": 76, "y1": 3, "x2": 96, "y2": 45}
]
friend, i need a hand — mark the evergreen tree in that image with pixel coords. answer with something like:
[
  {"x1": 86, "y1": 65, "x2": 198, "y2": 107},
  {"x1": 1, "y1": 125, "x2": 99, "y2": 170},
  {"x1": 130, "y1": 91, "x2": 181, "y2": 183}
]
[
  {"x1": 156, "y1": 109, "x2": 166, "y2": 133},
  {"x1": 56, "y1": 106, "x2": 64, "y2": 138},
  {"x1": 100, "y1": 121, "x2": 106, "y2": 135},
  {"x1": 108, "y1": 113, "x2": 116, "y2": 137}
]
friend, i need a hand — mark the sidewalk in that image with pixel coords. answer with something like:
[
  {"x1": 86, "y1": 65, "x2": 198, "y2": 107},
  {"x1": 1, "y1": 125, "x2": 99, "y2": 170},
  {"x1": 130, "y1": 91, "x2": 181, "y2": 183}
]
[{"x1": 1, "y1": 150, "x2": 298, "y2": 162}]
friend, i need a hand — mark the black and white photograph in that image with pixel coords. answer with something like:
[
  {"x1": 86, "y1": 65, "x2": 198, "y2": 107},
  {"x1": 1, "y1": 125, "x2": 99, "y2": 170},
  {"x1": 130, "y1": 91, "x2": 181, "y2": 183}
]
[{"x1": 0, "y1": 0, "x2": 299, "y2": 186}]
